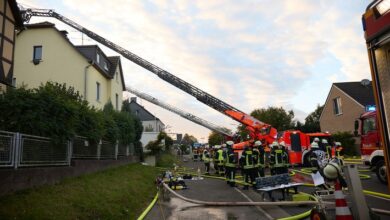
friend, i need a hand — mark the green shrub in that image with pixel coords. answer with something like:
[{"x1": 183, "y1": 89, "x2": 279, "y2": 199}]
[
  {"x1": 0, "y1": 82, "x2": 141, "y2": 147},
  {"x1": 332, "y1": 131, "x2": 358, "y2": 156}
]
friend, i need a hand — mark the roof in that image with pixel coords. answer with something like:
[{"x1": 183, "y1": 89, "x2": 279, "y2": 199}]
[
  {"x1": 333, "y1": 81, "x2": 375, "y2": 106},
  {"x1": 8, "y1": 0, "x2": 24, "y2": 28},
  {"x1": 76, "y1": 45, "x2": 126, "y2": 91},
  {"x1": 129, "y1": 99, "x2": 163, "y2": 122}
]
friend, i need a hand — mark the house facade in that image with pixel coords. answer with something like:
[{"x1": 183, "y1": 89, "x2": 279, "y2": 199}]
[
  {"x1": 13, "y1": 22, "x2": 125, "y2": 110},
  {"x1": 0, "y1": 0, "x2": 23, "y2": 91},
  {"x1": 128, "y1": 97, "x2": 165, "y2": 132},
  {"x1": 128, "y1": 97, "x2": 166, "y2": 149},
  {"x1": 320, "y1": 81, "x2": 375, "y2": 134}
]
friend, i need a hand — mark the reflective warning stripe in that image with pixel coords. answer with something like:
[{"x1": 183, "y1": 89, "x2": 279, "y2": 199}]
[
  {"x1": 334, "y1": 191, "x2": 344, "y2": 199},
  {"x1": 335, "y1": 199, "x2": 348, "y2": 207},
  {"x1": 335, "y1": 207, "x2": 352, "y2": 216}
]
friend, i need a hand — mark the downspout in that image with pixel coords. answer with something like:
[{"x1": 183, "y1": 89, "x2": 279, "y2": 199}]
[{"x1": 84, "y1": 60, "x2": 94, "y2": 100}]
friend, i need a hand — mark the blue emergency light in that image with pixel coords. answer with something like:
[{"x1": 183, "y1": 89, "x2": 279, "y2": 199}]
[{"x1": 365, "y1": 105, "x2": 376, "y2": 112}]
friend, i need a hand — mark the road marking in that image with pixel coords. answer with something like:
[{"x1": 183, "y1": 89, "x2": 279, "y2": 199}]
[{"x1": 234, "y1": 187, "x2": 274, "y2": 220}]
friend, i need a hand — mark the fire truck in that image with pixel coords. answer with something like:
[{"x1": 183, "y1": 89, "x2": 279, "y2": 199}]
[
  {"x1": 362, "y1": 0, "x2": 390, "y2": 187},
  {"x1": 278, "y1": 130, "x2": 333, "y2": 166},
  {"x1": 355, "y1": 110, "x2": 387, "y2": 183}
]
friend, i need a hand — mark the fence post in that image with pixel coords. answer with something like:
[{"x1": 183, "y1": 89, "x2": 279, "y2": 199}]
[
  {"x1": 97, "y1": 140, "x2": 101, "y2": 160},
  {"x1": 126, "y1": 145, "x2": 129, "y2": 156},
  {"x1": 13, "y1": 132, "x2": 21, "y2": 169},
  {"x1": 115, "y1": 141, "x2": 118, "y2": 160},
  {"x1": 68, "y1": 140, "x2": 73, "y2": 166}
]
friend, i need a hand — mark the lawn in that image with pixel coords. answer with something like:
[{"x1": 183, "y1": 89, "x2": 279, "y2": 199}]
[{"x1": 0, "y1": 163, "x2": 159, "y2": 220}]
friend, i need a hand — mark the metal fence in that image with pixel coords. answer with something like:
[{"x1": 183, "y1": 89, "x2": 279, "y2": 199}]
[
  {"x1": 72, "y1": 136, "x2": 99, "y2": 159},
  {"x1": 17, "y1": 134, "x2": 70, "y2": 168},
  {"x1": 0, "y1": 130, "x2": 137, "y2": 169},
  {"x1": 0, "y1": 130, "x2": 15, "y2": 167}
]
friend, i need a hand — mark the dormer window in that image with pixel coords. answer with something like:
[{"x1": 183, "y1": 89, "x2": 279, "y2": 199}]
[
  {"x1": 96, "y1": 53, "x2": 100, "y2": 63},
  {"x1": 104, "y1": 62, "x2": 108, "y2": 71}
]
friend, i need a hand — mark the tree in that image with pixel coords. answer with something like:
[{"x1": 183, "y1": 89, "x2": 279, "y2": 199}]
[
  {"x1": 247, "y1": 107, "x2": 295, "y2": 131},
  {"x1": 208, "y1": 131, "x2": 225, "y2": 146},
  {"x1": 303, "y1": 104, "x2": 324, "y2": 133},
  {"x1": 182, "y1": 133, "x2": 197, "y2": 146}
]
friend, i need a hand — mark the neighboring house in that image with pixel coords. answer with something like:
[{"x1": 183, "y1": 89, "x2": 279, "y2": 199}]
[
  {"x1": 0, "y1": 0, "x2": 23, "y2": 91},
  {"x1": 320, "y1": 80, "x2": 375, "y2": 134},
  {"x1": 13, "y1": 22, "x2": 125, "y2": 110},
  {"x1": 129, "y1": 97, "x2": 165, "y2": 132},
  {"x1": 128, "y1": 97, "x2": 166, "y2": 149}
]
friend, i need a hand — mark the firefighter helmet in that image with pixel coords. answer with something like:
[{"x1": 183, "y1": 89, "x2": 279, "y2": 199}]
[
  {"x1": 279, "y1": 141, "x2": 286, "y2": 147},
  {"x1": 322, "y1": 139, "x2": 328, "y2": 144},
  {"x1": 314, "y1": 137, "x2": 320, "y2": 142},
  {"x1": 335, "y1": 142, "x2": 341, "y2": 146},
  {"x1": 226, "y1": 141, "x2": 234, "y2": 146},
  {"x1": 322, "y1": 162, "x2": 341, "y2": 180},
  {"x1": 311, "y1": 142, "x2": 319, "y2": 148},
  {"x1": 254, "y1": 140, "x2": 262, "y2": 147}
]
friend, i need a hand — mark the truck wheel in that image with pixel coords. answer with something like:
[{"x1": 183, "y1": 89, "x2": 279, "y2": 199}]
[{"x1": 376, "y1": 160, "x2": 388, "y2": 184}]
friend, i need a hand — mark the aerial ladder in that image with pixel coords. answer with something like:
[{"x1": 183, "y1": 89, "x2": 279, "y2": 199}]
[
  {"x1": 125, "y1": 86, "x2": 233, "y2": 137},
  {"x1": 20, "y1": 8, "x2": 278, "y2": 145}
]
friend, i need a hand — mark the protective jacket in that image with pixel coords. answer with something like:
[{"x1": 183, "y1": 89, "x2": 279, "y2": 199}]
[
  {"x1": 270, "y1": 148, "x2": 288, "y2": 167},
  {"x1": 240, "y1": 148, "x2": 254, "y2": 169},
  {"x1": 224, "y1": 148, "x2": 236, "y2": 167}
]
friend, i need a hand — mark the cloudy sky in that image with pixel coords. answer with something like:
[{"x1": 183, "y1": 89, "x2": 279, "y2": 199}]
[{"x1": 18, "y1": 0, "x2": 372, "y2": 142}]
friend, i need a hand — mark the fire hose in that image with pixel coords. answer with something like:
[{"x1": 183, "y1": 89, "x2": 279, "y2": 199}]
[{"x1": 162, "y1": 182, "x2": 323, "y2": 206}]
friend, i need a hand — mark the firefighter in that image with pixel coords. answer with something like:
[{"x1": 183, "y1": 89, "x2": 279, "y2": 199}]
[
  {"x1": 239, "y1": 145, "x2": 255, "y2": 190},
  {"x1": 264, "y1": 140, "x2": 271, "y2": 169},
  {"x1": 322, "y1": 139, "x2": 332, "y2": 159},
  {"x1": 224, "y1": 141, "x2": 236, "y2": 187},
  {"x1": 253, "y1": 140, "x2": 265, "y2": 178},
  {"x1": 268, "y1": 141, "x2": 278, "y2": 175},
  {"x1": 335, "y1": 142, "x2": 344, "y2": 161},
  {"x1": 270, "y1": 142, "x2": 289, "y2": 175},
  {"x1": 212, "y1": 146, "x2": 219, "y2": 174},
  {"x1": 309, "y1": 142, "x2": 326, "y2": 172},
  {"x1": 202, "y1": 148, "x2": 211, "y2": 174},
  {"x1": 279, "y1": 141, "x2": 289, "y2": 174},
  {"x1": 215, "y1": 145, "x2": 225, "y2": 176}
]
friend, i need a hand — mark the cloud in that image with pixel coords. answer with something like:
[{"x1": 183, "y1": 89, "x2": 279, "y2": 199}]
[{"x1": 18, "y1": 0, "x2": 370, "y2": 140}]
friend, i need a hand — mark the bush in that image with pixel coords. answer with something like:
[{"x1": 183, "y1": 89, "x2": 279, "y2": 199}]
[
  {"x1": 332, "y1": 131, "x2": 357, "y2": 156},
  {"x1": 156, "y1": 153, "x2": 177, "y2": 167},
  {"x1": 0, "y1": 82, "x2": 140, "y2": 146}
]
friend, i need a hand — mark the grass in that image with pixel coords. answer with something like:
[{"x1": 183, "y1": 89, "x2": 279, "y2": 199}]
[
  {"x1": 0, "y1": 163, "x2": 160, "y2": 220},
  {"x1": 156, "y1": 152, "x2": 180, "y2": 168}
]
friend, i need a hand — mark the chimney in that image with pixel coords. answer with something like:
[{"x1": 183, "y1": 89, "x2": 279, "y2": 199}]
[{"x1": 130, "y1": 97, "x2": 137, "y2": 102}]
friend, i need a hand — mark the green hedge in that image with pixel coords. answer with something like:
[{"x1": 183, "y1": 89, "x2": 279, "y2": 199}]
[{"x1": 0, "y1": 82, "x2": 143, "y2": 145}]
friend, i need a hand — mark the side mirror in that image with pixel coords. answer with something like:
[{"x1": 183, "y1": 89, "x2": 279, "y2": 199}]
[{"x1": 354, "y1": 120, "x2": 359, "y2": 136}]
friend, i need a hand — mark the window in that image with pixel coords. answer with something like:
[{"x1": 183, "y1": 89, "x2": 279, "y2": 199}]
[
  {"x1": 96, "y1": 53, "x2": 100, "y2": 63},
  {"x1": 135, "y1": 110, "x2": 139, "y2": 116},
  {"x1": 104, "y1": 62, "x2": 108, "y2": 71},
  {"x1": 33, "y1": 46, "x2": 42, "y2": 64},
  {"x1": 363, "y1": 117, "x2": 376, "y2": 135},
  {"x1": 333, "y1": 97, "x2": 342, "y2": 115},
  {"x1": 96, "y1": 82, "x2": 100, "y2": 101},
  {"x1": 115, "y1": 93, "x2": 119, "y2": 110}
]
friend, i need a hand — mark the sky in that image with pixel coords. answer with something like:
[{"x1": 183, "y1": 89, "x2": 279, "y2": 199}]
[{"x1": 18, "y1": 0, "x2": 372, "y2": 142}]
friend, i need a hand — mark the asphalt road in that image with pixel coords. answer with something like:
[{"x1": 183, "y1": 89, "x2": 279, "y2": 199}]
[{"x1": 145, "y1": 156, "x2": 390, "y2": 220}]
